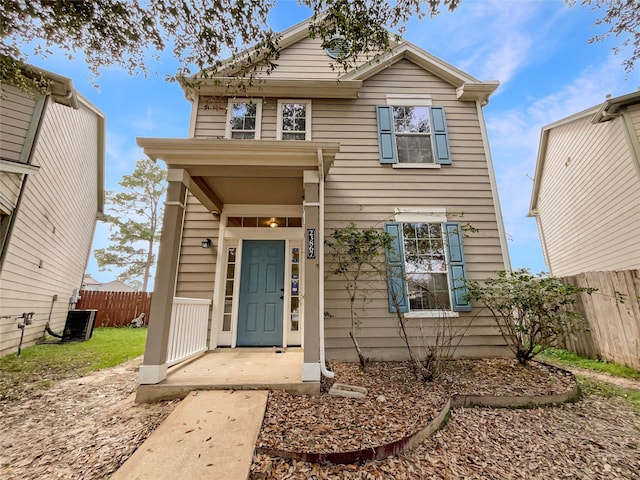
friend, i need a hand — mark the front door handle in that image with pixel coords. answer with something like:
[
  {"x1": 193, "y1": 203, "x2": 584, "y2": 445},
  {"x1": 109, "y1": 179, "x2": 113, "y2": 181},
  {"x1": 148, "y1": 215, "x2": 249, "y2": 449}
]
[{"x1": 280, "y1": 295, "x2": 284, "y2": 300}]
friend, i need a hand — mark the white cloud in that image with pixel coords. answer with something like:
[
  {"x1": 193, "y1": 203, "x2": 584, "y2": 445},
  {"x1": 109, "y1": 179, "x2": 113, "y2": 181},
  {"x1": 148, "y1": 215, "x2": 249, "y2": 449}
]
[{"x1": 128, "y1": 107, "x2": 157, "y2": 133}]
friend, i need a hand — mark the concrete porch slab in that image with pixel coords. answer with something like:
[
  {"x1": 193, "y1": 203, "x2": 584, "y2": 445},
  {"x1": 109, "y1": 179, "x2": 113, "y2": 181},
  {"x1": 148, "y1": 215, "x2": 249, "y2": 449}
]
[
  {"x1": 111, "y1": 390, "x2": 267, "y2": 480},
  {"x1": 136, "y1": 348, "x2": 320, "y2": 402}
]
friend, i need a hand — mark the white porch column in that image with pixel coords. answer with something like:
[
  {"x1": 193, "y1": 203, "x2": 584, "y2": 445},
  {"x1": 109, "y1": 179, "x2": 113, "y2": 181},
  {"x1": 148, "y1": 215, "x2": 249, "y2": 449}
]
[
  {"x1": 302, "y1": 170, "x2": 321, "y2": 381},
  {"x1": 138, "y1": 169, "x2": 189, "y2": 384}
]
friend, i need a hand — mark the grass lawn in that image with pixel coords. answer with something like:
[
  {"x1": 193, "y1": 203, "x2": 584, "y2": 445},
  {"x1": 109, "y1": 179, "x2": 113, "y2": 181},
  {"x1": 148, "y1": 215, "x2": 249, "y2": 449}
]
[
  {"x1": 0, "y1": 327, "x2": 147, "y2": 400},
  {"x1": 539, "y1": 347, "x2": 640, "y2": 380},
  {"x1": 539, "y1": 347, "x2": 640, "y2": 412}
]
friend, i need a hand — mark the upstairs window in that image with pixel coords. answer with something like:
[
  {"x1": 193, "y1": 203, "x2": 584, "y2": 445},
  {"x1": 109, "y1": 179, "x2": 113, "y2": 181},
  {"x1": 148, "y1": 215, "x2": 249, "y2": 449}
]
[
  {"x1": 393, "y1": 106, "x2": 432, "y2": 164},
  {"x1": 277, "y1": 100, "x2": 311, "y2": 141},
  {"x1": 376, "y1": 102, "x2": 451, "y2": 166},
  {"x1": 226, "y1": 99, "x2": 262, "y2": 139}
]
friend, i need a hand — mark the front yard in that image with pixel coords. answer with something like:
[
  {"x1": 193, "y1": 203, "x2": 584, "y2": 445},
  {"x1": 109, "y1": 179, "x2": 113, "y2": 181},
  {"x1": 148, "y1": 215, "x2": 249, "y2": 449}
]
[{"x1": 0, "y1": 331, "x2": 638, "y2": 479}]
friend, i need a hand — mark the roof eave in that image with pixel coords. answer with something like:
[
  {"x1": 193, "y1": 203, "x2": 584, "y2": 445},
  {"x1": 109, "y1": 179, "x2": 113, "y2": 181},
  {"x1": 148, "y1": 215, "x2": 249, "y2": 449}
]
[
  {"x1": 193, "y1": 78, "x2": 362, "y2": 99},
  {"x1": 591, "y1": 90, "x2": 640, "y2": 124},
  {"x1": 456, "y1": 82, "x2": 500, "y2": 105}
]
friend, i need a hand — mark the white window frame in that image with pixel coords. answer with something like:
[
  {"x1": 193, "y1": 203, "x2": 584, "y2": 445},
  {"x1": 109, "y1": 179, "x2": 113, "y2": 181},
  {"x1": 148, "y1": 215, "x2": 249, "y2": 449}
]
[
  {"x1": 276, "y1": 99, "x2": 312, "y2": 141},
  {"x1": 394, "y1": 208, "x2": 458, "y2": 318},
  {"x1": 225, "y1": 98, "x2": 262, "y2": 139},
  {"x1": 385, "y1": 95, "x2": 441, "y2": 169}
]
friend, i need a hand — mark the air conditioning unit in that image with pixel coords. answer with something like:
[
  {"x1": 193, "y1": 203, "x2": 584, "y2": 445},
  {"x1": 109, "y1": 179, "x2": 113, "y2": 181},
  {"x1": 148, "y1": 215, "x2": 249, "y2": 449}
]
[{"x1": 62, "y1": 309, "x2": 97, "y2": 342}]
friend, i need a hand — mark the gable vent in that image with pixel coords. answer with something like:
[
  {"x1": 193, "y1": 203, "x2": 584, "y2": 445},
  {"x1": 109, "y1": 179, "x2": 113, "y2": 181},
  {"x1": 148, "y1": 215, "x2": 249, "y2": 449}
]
[{"x1": 324, "y1": 36, "x2": 350, "y2": 60}]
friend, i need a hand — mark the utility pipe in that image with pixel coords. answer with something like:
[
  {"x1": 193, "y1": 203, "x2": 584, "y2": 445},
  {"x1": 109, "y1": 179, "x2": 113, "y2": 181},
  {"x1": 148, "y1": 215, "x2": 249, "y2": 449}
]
[{"x1": 318, "y1": 153, "x2": 334, "y2": 379}]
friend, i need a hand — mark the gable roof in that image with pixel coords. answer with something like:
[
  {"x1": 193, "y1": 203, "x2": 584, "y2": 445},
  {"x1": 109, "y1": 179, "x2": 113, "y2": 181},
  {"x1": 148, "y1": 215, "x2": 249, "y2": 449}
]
[
  {"x1": 185, "y1": 16, "x2": 499, "y2": 104},
  {"x1": 529, "y1": 90, "x2": 640, "y2": 215}
]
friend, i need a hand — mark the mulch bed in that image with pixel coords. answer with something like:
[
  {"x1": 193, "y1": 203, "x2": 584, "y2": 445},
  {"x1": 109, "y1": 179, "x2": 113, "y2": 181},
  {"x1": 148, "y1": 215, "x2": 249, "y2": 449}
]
[
  {"x1": 251, "y1": 359, "x2": 640, "y2": 479},
  {"x1": 256, "y1": 359, "x2": 575, "y2": 455}
]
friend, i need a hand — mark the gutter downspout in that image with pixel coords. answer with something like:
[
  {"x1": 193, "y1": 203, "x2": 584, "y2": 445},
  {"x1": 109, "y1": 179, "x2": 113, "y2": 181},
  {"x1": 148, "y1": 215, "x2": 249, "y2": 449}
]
[{"x1": 317, "y1": 150, "x2": 334, "y2": 379}]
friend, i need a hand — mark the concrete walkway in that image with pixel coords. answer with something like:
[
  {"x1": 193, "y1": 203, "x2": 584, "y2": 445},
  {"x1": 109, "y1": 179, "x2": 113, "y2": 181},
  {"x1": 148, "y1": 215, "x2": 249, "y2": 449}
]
[{"x1": 111, "y1": 390, "x2": 268, "y2": 480}]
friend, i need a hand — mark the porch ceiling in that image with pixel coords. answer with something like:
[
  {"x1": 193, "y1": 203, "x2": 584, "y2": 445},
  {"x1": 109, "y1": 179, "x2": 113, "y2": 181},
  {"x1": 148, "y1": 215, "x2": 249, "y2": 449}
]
[{"x1": 137, "y1": 138, "x2": 340, "y2": 212}]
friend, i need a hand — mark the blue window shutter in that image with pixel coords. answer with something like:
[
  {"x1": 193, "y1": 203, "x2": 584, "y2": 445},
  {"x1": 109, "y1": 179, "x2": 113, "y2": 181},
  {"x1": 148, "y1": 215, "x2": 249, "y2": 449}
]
[
  {"x1": 376, "y1": 106, "x2": 398, "y2": 164},
  {"x1": 384, "y1": 222, "x2": 408, "y2": 313},
  {"x1": 444, "y1": 222, "x2": 471, "y2": 311},
  {"x1": 429, "y1": 107, "x2": 452, "y2": 165}
]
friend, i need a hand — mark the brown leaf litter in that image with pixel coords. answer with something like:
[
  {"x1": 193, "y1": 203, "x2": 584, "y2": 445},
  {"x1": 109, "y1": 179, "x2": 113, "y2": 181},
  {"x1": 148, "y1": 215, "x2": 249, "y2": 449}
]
[
  {"x1": 1, "y1": 357, "x2": 638, "y2": 479},
  {"x1": 0, "y1": 358, "x2": 177, "y2": 480},
  {"x1": 251, "y1": 359, "x2": 640, "y2": 479}
]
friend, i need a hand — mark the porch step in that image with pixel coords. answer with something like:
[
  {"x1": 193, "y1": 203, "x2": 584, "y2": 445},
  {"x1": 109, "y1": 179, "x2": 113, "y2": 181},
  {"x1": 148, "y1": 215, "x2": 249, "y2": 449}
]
[{"x1": 111, "y1": 390, "x2": 268, "y2": 480}]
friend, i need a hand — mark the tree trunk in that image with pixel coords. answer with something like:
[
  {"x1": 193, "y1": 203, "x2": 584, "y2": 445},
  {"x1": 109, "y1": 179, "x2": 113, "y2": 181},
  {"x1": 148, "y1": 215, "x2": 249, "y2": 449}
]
[
  {"x1": 349, "y1": 330, "x2": 367, "y2": 370},
  {"x1": 142, "y1": 237, "x2": 153, "y2": 292}
]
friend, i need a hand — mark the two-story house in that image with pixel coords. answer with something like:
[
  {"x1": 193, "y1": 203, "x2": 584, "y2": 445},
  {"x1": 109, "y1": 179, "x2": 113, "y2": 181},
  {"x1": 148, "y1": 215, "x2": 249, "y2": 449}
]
[
  {"x1": 0, "y1": 66, "x2": 105, "y2": 357},
  {"x1": 136, "y1": 18, "x2": 511, "y2": 389}
]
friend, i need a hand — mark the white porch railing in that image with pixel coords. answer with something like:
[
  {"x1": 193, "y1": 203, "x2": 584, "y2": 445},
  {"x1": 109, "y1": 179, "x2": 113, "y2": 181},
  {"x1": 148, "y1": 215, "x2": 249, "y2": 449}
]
[{"x1": 167, "y1": 297, "x2": 211, "y2": 367}]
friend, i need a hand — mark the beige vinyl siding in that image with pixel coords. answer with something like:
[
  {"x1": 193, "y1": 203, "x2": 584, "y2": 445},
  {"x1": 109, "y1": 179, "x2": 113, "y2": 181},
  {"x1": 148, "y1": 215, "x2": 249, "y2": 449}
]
[
  {"x1": 188, "y1": 56, "x2": 508, "y2": 361},
  {"x1": 536, "y1": 113, "x2": 640, "y2": 276},
  {"x1": 253, "y1": 36, "x2": 369, "y2": 80},
  {"x1": 0, "y1": 86, "x2": 44, "y2": 213},
  {"x1": 0, "y1": 172, "x2": 22, "y2": 214},
  {"x1": 0, "y1": 99, "x2": 101, "y2": 356},
  {"x1": 320, "y1": 60, "x2": 506, "y2": 361},
  {"x1": 0, "y1": 85, "x2": 42, "y2": 163},
  {"x1": 174, "y1": 192, "x2": 219, "y2": 299}
]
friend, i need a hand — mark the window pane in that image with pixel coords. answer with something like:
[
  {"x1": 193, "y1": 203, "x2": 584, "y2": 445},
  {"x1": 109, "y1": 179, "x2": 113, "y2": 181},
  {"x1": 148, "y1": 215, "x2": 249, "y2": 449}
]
[
  {"x1": 281, "y1": 103, "x2": 307, "y2": 140},
  {"x1": 283, "y1": 132, "x2": 306, "y2": 141},
  {"x1": 225, "y1": 280, "x2": 234, "y2": 296},
  {"x1": 402, "y1": 222, "x2": 450, "y2": 311},
  {"x1": 231, "y1": 102, "x2": 257, "y2": 137},
  {"x1": 397, "y1": 135, "x2": 433, "y2": 163},
  {"x1": 231, "y1": 131, "x2": 255, "y2": 139},
  {"x1": 393, "y1": 106, "x2": 429, "y2": 133}
]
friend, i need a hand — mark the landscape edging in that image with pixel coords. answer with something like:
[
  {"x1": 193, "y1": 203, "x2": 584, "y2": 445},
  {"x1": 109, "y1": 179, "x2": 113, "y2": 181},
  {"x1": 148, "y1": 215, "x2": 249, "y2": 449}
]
[{"x1": 256, "y1": 364, "x2": 580, "y2": 465}]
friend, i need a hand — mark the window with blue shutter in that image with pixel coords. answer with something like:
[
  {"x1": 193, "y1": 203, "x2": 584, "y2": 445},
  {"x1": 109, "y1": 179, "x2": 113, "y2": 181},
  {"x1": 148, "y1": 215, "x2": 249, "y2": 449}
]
[
  {"x1": 383, "y1": 223, "x2": 409, "y2": 313},
  {"x1": 376, "y1": 105, "x2": 451, "y2": 165},
  {"x1": 384, "y1": 221, "x2": 470, "y2": 313}
]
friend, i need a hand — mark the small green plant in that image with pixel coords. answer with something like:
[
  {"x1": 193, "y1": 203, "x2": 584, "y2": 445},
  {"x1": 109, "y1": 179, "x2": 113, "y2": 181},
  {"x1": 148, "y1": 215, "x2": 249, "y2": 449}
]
[
  {"x1": 466, "y1": 269, "x2": 596, "y2": 365},
  {"x1": 326, "y1": 223, "x2": 391, "y2": 369}
]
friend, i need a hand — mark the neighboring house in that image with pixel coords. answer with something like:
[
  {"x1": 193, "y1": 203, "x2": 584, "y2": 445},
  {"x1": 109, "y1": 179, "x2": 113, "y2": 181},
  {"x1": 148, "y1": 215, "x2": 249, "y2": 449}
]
[
  {"x1": 0, "y1": 66, "x2": 105, "y2": 357},
  {"x1": 529, "y1": 91, "x2": 640, "y2": 276},
  {"x1": 82, "y1": 274, "x2": 137, "y2": 292},
  {"x1": 136, "y1": 18, "x2": 510, "y2": 385}
]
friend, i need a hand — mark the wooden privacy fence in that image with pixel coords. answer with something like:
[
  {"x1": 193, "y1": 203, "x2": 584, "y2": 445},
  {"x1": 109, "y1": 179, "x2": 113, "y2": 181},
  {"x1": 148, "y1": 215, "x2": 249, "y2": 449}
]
[
  {"x1": 76, "y1": 290, "x2": 153, "y2": 327},
  {"x1": 558, "y1": 269, "x2": 640, "y2": 370}
]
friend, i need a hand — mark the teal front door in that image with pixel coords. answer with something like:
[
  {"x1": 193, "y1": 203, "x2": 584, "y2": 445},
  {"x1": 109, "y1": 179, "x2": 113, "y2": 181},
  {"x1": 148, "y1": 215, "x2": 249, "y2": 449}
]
[{"x1": 237, "y1": 240, "x2": 285, "y2": 346}]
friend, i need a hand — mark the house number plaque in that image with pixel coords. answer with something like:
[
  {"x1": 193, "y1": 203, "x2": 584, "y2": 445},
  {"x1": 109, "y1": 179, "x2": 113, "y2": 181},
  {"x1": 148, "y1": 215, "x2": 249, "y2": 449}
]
[{"x1": 306, "y1": 228, "x2": 316, "y2": 259}]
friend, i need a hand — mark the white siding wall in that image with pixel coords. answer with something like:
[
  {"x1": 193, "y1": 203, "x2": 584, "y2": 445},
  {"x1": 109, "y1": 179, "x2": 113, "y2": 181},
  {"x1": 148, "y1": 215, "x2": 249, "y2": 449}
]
[
  {"x1": 186, "y1": 56, "x2": 508, "y2": 360},
  {"x1": 0, "y1": 99, "x2": 100, "y2": 356},
  {"x1": 537, "y1": 113, "x2": 640, "y2": 276}
]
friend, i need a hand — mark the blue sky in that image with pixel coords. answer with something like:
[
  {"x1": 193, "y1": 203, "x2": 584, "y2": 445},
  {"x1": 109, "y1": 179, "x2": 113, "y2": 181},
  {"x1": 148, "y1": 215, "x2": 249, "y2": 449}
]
[{"x1": 24, "y1": 0, "x2": 640, "y2": 285}]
